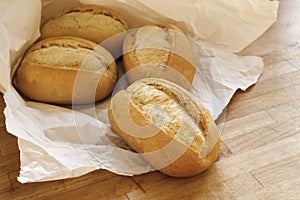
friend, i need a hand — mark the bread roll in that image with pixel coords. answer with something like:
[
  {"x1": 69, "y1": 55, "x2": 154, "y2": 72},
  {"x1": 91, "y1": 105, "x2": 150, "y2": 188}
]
[
  {"x1": 108, "y1": 78, "x2": 220, "y2": 177},
  {"x1": 40, "y1": 5, "x2": 128, "y2": 44},
  {"x1": 15, "y1": 36, "x2": 118, "y2": 104},
  {"x1": 123, "y1": 24, "x2": 196, "y2": 89}
]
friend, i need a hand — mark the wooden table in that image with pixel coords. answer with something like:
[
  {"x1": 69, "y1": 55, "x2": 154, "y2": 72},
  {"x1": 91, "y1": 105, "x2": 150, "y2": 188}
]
[{"x1": 0, "y1": 0, "x2": 299, "y2": 199}]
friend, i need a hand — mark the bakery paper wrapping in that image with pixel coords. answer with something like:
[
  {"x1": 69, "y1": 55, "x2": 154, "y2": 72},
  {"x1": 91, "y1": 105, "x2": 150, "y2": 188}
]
[{"x1": 0, "y1": 0, "x2": 279, "y2": 183}]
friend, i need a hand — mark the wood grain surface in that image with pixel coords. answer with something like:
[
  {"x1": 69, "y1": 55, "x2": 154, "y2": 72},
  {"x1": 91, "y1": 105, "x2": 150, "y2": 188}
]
[{"x1": 0, "y1": 0, "x2": 300, "y2": 199}]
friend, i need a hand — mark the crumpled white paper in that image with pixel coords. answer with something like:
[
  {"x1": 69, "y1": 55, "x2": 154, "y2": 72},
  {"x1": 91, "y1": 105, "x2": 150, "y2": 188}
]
[{"x1": 0, "y1": 0, "x2": 279, "y2": 183}]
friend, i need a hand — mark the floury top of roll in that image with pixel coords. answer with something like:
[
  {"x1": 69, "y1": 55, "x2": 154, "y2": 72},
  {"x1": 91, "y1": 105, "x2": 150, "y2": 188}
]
[
  {"x1": 40, "y1": 5, "x2": 129, "y2": 44},
  {"x1": 123, "y1": 24, "x2": 196, "y2": 89},
  {"x1": 14, "y1": 36, "x2": 118, "y2": 104}
]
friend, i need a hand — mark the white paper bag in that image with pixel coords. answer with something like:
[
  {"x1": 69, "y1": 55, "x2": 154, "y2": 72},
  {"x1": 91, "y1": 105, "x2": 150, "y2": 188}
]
[{"x1": 0, "y1": 0, "x2": 279, "y2": 183}]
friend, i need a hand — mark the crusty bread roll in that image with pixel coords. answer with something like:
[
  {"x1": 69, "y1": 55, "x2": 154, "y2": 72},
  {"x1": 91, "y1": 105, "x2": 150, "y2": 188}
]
[
  {"x1": 122, "y1": 24, "x2": 196, "y2": 89},
  {"x1": 15, "y1": 36, "x2": 118, "y2": 104},
  {"x1": 108, "y1": 78, "x2": 220, "y2": 177},
  {"x1": 40, "y1": 5, "x2": 128, "y2": 44}
]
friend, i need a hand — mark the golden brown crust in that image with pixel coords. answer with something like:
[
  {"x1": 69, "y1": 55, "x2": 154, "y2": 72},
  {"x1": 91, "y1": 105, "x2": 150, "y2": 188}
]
[
  {"x1": 122, "y1": 24, "x2": 196, "y2": 89},
  {"x1": 108, "y1": 78, "x2": 220, "y2": 177},
  {"x1": 40, "y1": 5, "x2": 128, "y2": 44},
  {"x1": 14, "y1": 36, "x2": 118, "y2": 104}
]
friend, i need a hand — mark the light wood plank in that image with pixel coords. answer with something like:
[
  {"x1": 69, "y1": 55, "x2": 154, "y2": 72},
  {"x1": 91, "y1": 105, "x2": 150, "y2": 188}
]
[
  {"x1": 218, "y1": 141, "x2": 233, "y2": 160},
  {"x1": 220, "y1": 110, "x2": 276, "y2": 140},
  {"x1": 191, "y1": 173, "x2": 263, "y2": 200},
  {"x1": 7, "y1": 170, "x2": 20, "y2": 189},
  {"x1": 251, "y1": 155, "x2": 300, "y2": 188},
  {"x1": 129, "y1": 134, "x2": 300, "y2": 198},
  {"x1": 46, "y1": 176, "x2": 140, "y2": 200},
  {"x1": 131, "y1": 171, "x2": 168, "y2": 192},
  {"x1": 214, "y1": 134, "x2": 300, "y2": 179},
  {"x1": 282, "y1": 45, "x2": 300, "y2": 69},
  {"x1": 0, "y1": 116, "x2": 5, "y2": 129},
  {"x1": 0, "y1": 153, "x2": 20, "y2": 177},
  {"x1": 241, "y1": 180, "x2": 300, "y2": 200},
  {"x1": 226, "y1": 84, "x2": 300, "y2": 121},
  {"x1": 236, "y1": 68, "x2": 300, "y2": 101},
  {"x1": 223, "y1": 110, "x2": 300, "y2": 154},
  {"x1": 127, "y1": 172, "x2": 263, "y2": 200},
  {"x1": 241, "y1": 156, "x2": 300, "y2": 200},
  {"x1": 3, "y1": 171, "x2": 66, "y2": 200},
  {"x1": 0, "y1": 180, "x2": 65, "y2": 200},
  {"x1": 272, "y1": 115, "x2": 300, "y2": 137},
  {"x1": 0, "y1": 174, "x2": 11, "y2": 194},
  {"x1": 222, "y1": 126, "x2": 278, "y2": 154},
  {"x1": 266, "y1": 100, "x2": 300, "y2": 122},
  {"x1": 0, "y1": 94, "x2": 5, "y2": 129},
  {"x1": 0, "y1": 130, "x2": 17, "y2": 147},
  {"x1": 260, "y1": 57, "x2": 298, "y2": 81},
  {"x1": 0, "y1": 142, "x2": 20, "y2": 157},
  {"x1": 63, "y1": 169, "x2": 117, "y2": 191}
]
